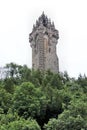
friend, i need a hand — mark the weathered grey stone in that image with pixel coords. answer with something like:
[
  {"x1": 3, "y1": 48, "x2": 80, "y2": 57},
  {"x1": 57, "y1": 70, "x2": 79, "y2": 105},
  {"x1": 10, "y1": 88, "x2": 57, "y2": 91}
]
[{"x1": 29, "y1": 12, "x2": 59, "y2": 73}]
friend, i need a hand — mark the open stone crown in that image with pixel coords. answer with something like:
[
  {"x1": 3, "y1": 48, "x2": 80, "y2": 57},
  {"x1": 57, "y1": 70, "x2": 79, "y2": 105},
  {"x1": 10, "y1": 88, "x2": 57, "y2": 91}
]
[{"x1": 29, "y1": 12, "x2": 59, "y2": 43}]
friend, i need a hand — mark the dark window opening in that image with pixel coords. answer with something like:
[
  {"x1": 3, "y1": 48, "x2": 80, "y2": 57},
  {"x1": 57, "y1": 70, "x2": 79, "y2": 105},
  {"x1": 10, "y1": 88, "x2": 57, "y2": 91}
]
[
  {"x1": 45, "y1": 31, "x2": 48, "y2": 35},
  {"x1": 33, "y1": 64, "x2": 34, "y2": 68},
  {"x1": 49, "y1": 48, "x2": 51, "y2": 53}
]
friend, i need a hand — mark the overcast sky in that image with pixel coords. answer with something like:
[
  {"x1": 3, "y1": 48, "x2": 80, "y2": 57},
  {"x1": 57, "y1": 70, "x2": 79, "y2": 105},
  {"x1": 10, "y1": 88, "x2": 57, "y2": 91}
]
[{"x1": 0, "y1": 0, "x2": 87, "y2": 77}]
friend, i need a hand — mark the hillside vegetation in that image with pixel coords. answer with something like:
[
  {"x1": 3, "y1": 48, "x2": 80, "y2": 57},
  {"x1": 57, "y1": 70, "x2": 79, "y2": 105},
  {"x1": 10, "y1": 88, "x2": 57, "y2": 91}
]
[{"x1": 0, "y1": 63, "x2": 87, "y2": 130}]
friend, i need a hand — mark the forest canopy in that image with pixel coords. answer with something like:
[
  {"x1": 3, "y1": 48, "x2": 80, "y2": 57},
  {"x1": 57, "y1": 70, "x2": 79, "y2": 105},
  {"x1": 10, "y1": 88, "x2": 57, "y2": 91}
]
[{"x1": 0, "y1": 63, "x2": 87, "y2": 130}]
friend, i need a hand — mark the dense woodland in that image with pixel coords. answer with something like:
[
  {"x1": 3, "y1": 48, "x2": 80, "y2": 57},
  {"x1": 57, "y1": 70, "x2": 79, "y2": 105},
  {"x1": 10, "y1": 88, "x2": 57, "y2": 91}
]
[{"x1": 0, "y1": 63, "x2": 87, "y2": 130}]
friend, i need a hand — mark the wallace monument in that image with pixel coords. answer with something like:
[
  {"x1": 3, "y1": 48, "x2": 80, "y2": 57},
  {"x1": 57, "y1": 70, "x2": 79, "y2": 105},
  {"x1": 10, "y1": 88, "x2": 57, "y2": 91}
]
[{"x1": 29, "y1": 12, "x2": 59, "y2": 73}]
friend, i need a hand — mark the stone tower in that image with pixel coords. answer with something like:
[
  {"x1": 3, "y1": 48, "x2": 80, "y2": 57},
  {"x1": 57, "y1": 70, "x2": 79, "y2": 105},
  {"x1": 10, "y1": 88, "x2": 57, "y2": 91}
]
[{"x1": 29, "y1": 12, "x2": 59, "y2": 73}]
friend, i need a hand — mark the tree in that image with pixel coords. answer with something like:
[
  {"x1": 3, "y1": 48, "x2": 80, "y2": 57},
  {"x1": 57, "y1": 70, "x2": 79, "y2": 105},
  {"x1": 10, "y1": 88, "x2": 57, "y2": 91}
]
[
  {"x1": 4, "y1": 63, "x2": 32, "y2": 85},
  {"x1": 0, "y1": 113, "x2": 41, "y2": 130},
  {"x1": 12, "y1": 82, "x2": 43, "y2": 118},
  {"x1": 5, "y1": 63, "x2": 19, "y2": 78},
  {"x1": 18, "y1": 65, "x2": 31, "y2": 83},
  {"x1": 3, "y1": 78, "x2": 15, "y2": 93},
  {"x1": 44, "y1": 110, "x2": 87, "y2": 130},
  {"x1": 6, "y1": 119, "x2": 41, "y2": 130},
  {"x1": 77, "y1": 74, "x2": 87, "y2": 93},
  {"x1": 0, "y1": 88, "x2": 12, "y2": 113}
]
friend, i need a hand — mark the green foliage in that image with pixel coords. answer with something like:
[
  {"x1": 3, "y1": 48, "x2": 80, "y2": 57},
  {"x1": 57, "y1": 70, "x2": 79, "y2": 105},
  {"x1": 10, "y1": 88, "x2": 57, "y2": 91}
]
[
  {"x1": 6, "y1": 119, "x2": 41, "y2": 130},
  {"x1": 18, "y1": 65, "x2": 31, "y2": 83},
  {"x1": 0, "y1": 113, "x2": 41, "y2": 130},
  {"x1": 0, "y1": 63, "x2": 87, "y2": 129},
  {"x1": 3, "y1": 78, "x2": 15, "y2": 93},
  {"x1": 44, "y1": 118, "x2": 58, "y2": 130},
  {"x1": 0, "y1": 88, "x2": 12, "y2": 113},
  {"x1": 4, "y1": 63, "x2": 32, "y2": 85},
  {"x1": 44, "y1": 113, "x2": 87, "y2": 130},
  {"x1": 77, "y1": 74, "x2": 87, "y2": 93},
  {"x1": 12, "y1": 82, "x2": 41, "y2": 118},
  {"x1": 42, "y1": 71, "x2": 64, "y2": 89},
  {"x1": 31, "y1": 70, "x2": 44, "y2": 87}
]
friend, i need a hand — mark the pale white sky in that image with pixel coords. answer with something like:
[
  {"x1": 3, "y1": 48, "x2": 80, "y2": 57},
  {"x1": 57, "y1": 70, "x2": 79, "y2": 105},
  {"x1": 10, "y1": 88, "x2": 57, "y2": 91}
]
[{"x1": 0, "y1": 0, "x2": 87, "y2": 77}]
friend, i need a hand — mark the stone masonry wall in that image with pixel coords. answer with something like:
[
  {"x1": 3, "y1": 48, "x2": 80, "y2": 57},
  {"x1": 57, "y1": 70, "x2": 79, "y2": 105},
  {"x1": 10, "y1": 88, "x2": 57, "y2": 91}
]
[{"x1": 29, "y1": 12, "x2": 59, "y2": 73}]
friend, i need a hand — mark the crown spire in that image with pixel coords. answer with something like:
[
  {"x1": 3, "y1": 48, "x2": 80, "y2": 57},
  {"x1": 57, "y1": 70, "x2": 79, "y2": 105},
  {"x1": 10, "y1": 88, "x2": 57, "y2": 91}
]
[{"x1": 31, "y1": 12, "x2": 56, "y2": 31}]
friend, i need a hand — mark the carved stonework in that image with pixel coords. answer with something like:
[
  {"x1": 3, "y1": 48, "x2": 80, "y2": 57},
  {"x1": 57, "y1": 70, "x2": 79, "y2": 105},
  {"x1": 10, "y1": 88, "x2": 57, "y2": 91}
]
[{"x1": 29, "y1": 12, "x2": 59, "y2": 73}]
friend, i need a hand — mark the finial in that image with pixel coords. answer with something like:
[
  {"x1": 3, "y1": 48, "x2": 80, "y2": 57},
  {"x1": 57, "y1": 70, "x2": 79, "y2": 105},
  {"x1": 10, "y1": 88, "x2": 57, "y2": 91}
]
[
  {"x1": 52, "y1": 21, "x2": 55, "y2": 28},
  {"x1": 52, "y1": 21, "x2": 54, "y2": 25},
  {"x1": 48, "y1": 18, "x2": 51, "y2": 25},
  {"x1": 33, "y1": 24, "x2": 36, "y2": 31},
  {"x1": 47, "y1": 18, "x2": 51, "y2": 28},
  {"x1": 41, "y1": 11, "x2": 45, "y2": 18},
  {"x1": 42, "y1": 11, "x2": 44, "y2": 15},
  {"x1": 36, "y1": 20, "x2": 39, "y2": 27},
  {"x1": 48, "y1": 18, "x2": 51, "y2": 22}
]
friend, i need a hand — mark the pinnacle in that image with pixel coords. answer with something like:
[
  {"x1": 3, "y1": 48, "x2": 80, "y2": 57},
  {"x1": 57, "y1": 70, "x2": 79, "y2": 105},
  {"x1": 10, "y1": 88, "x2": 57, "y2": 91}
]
[{"x1": 32, "y1": 12, "x2": 56, "y2": 32}]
